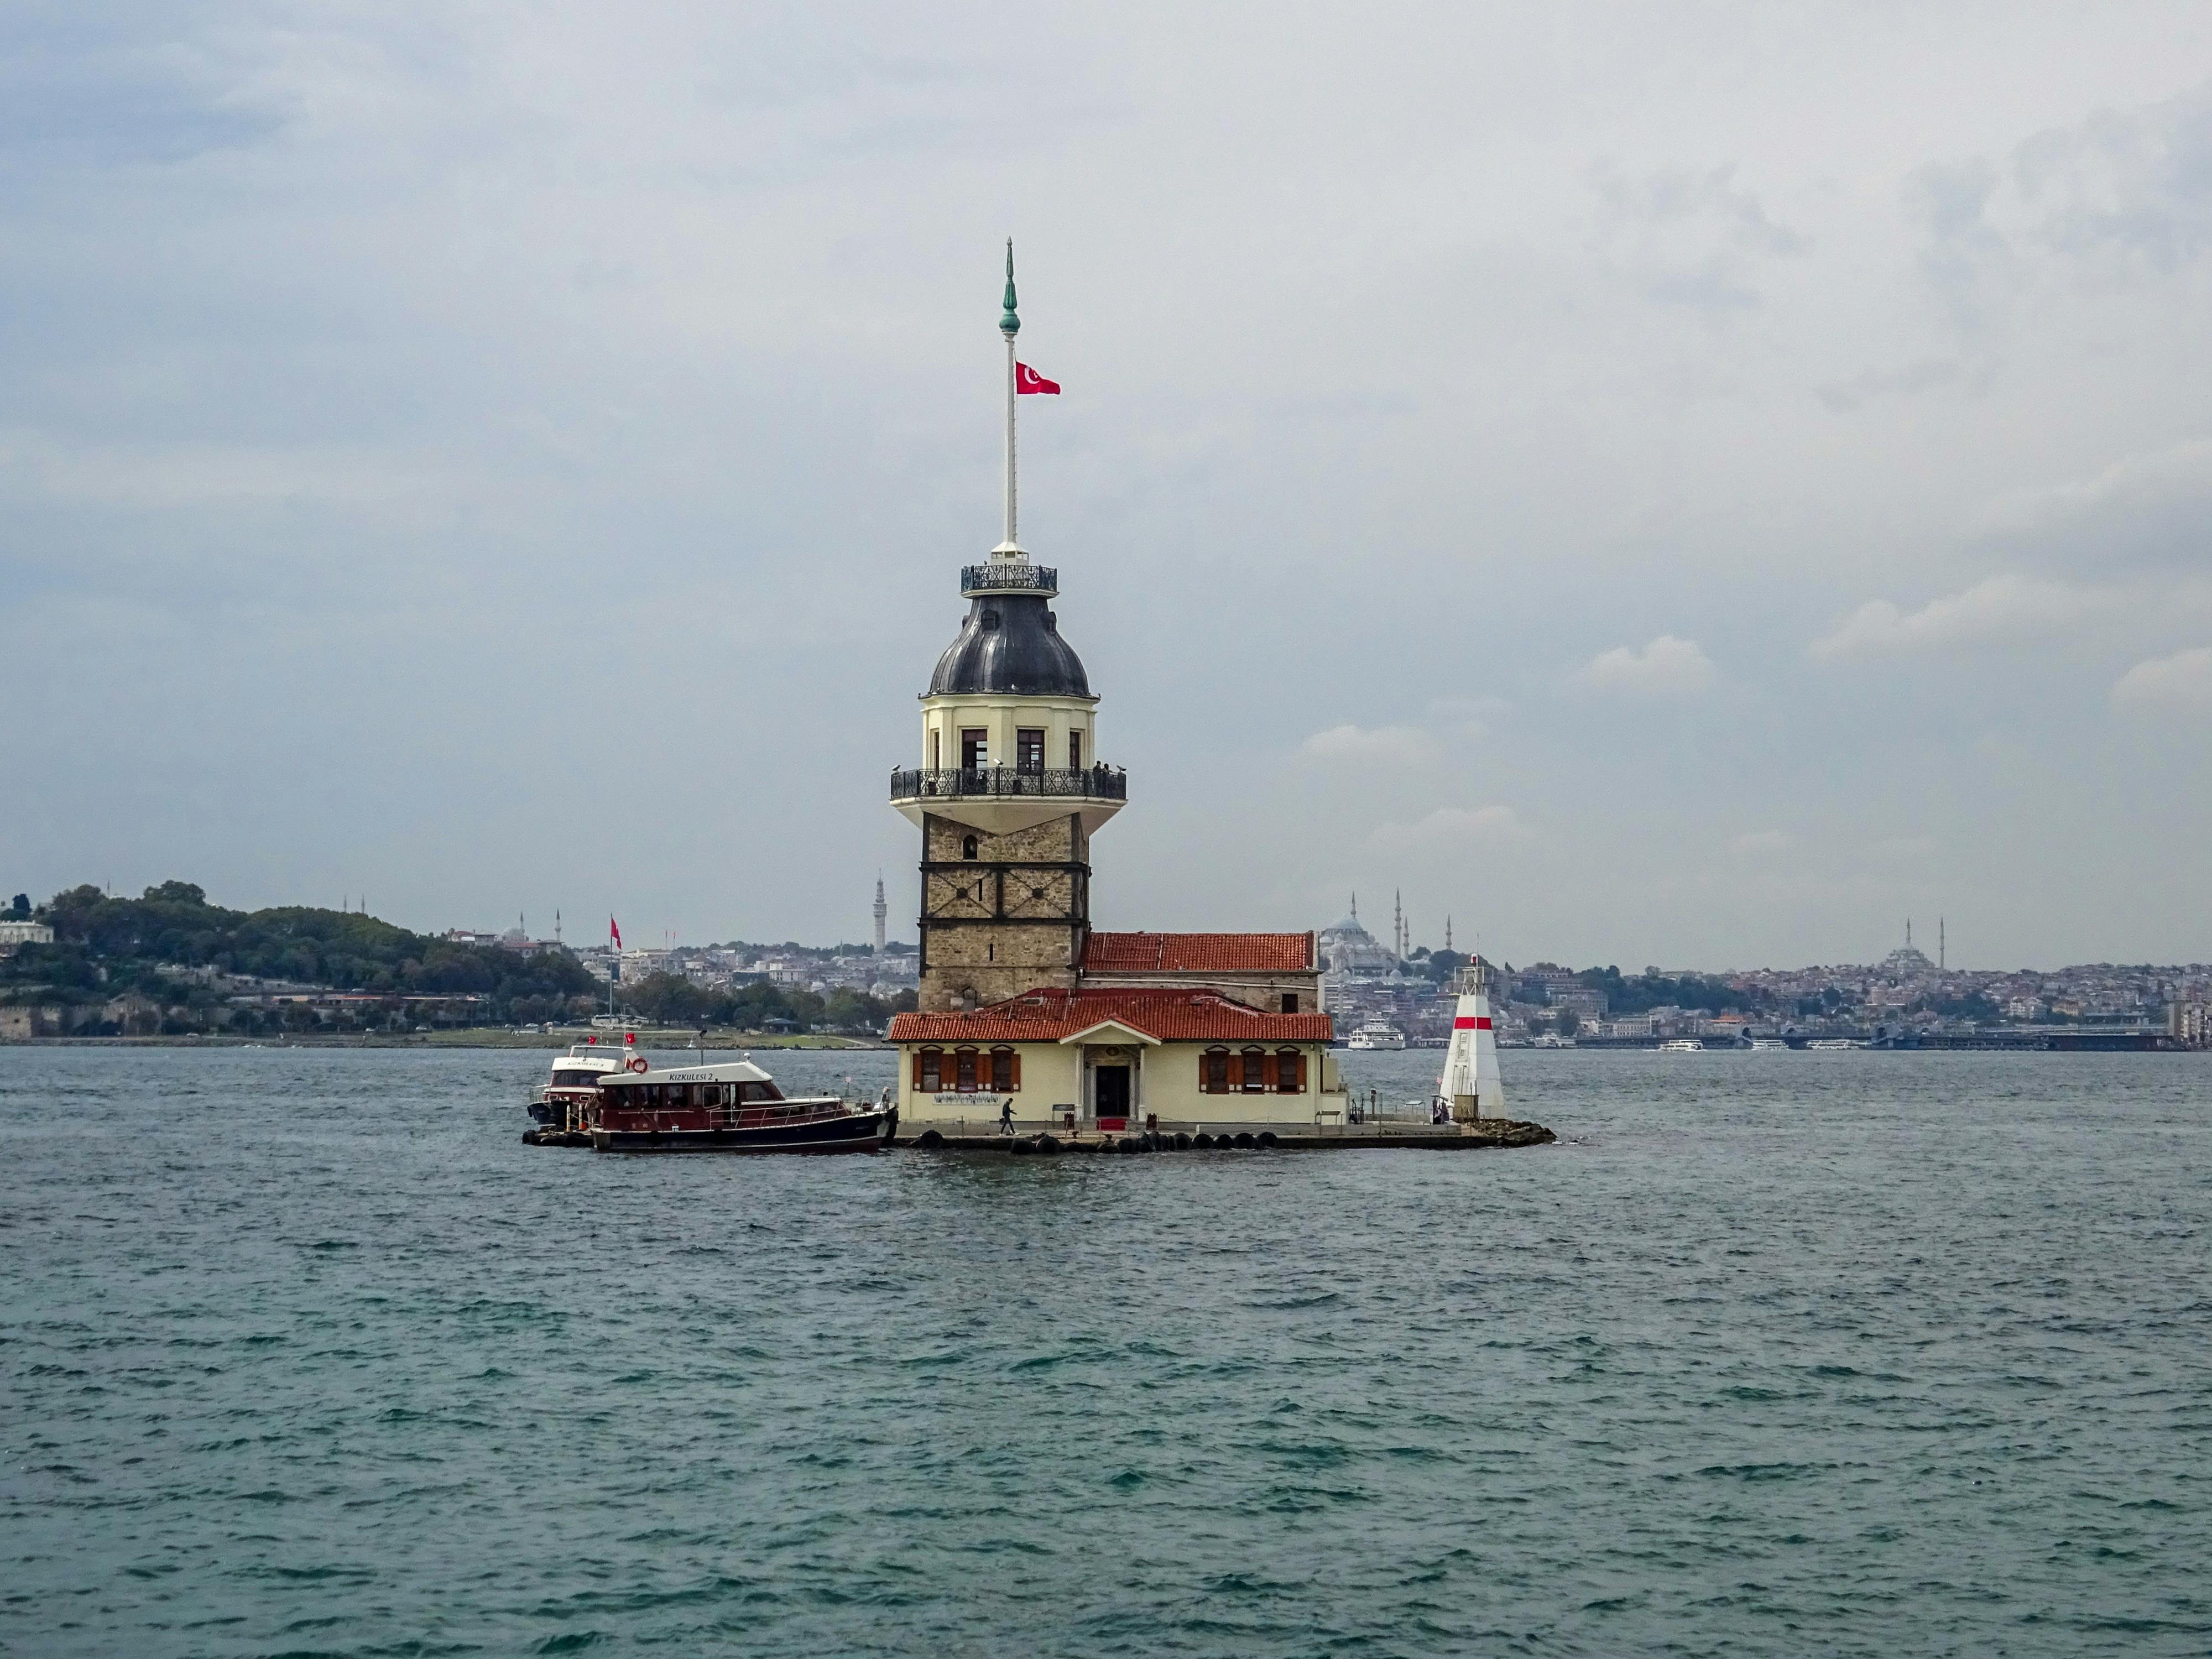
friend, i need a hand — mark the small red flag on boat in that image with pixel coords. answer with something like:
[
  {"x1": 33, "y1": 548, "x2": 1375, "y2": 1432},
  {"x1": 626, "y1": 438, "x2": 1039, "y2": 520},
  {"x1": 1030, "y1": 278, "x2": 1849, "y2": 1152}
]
[
  {"x1": 1016, "y1": 363, "x2": 1059, "y2": 394},
  {"x1": 625, "y1": 1030, "x2": 635, "y2": 1045},
  {"x1": 610, "y1": 915, "x2": 622, "y2": 948}
]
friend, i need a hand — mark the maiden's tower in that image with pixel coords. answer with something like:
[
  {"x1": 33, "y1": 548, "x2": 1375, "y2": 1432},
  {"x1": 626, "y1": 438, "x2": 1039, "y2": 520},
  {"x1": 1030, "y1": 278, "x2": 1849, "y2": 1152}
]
[{"x1": 887, "y1": 250, "x2": 1338, "y2": 1134}]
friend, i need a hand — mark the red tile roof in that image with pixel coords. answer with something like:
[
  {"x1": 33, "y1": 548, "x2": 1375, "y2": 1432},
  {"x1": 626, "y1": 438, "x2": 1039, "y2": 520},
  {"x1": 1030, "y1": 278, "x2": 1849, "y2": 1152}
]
[
  {"x1": 1080, "y1": 931, "x2": 1315, "y2": 973},
  {"x1": 889, "y1": 986, "x2": 1333, "y2": 1045}
]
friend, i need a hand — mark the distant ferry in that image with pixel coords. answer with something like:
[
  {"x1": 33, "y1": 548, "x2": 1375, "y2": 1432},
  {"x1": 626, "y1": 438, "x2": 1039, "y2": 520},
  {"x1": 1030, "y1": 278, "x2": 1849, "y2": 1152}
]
[
  {"x1": 1749, "y1": 1038, "x2": 1790, "y2": 1052},
  {"x1": 1806, "y1": 1037, "x2": 1862, "y2": 1051},
  {"x1": 1659, "y1": 1037, "x2": 1705, "y2": 1053},
  {"x1": 1345, "y1": 1018, "x2": 1408, "y2": 1051}
]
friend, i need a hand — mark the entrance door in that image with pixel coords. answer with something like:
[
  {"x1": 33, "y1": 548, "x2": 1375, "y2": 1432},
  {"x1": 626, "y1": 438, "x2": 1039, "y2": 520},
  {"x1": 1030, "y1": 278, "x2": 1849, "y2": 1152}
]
[{"x1": 1094, "y1": 1064, "x2": 1131, "y2": 1127}]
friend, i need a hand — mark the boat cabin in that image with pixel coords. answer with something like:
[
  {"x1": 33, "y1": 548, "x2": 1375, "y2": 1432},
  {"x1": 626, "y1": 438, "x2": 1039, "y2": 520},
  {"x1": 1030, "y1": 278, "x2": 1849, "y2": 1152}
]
[{"x1": 592, "y1": 1060, "x2": 847, "y2": 1136}]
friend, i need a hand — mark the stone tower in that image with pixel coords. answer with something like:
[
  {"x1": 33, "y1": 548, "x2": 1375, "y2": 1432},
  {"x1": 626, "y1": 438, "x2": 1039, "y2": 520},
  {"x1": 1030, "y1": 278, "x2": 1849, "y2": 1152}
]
[{"x1": 888, "y1": 247, "x2": 1126, "y2": 1013}]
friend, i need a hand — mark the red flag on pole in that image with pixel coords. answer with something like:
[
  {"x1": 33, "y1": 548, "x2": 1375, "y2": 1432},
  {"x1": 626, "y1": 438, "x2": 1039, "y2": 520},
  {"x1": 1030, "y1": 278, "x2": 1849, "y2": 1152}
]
[
  {"x1": 1015, "y1": 363, "x2": 1059, "y2": 395},
  {"x1": 610, "y1": 916, "x2": 622, "y2": 949}
]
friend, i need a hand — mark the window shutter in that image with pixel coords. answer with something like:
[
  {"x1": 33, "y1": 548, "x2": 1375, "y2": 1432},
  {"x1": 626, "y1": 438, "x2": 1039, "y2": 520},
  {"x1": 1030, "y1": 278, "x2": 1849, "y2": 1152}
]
[
  {"x1": 1259, "y1": 1054, "x2": 1277, "y2": 1089},
  {"x1": 1227, "y1": 1053, "x2": 1243, "y2": 1090},
  {"x1": 1010, "y1": 1052, "x2": 1021, "y2": 1089},
  {"x1": 911, "y1": 1051, "x2": 924, "y2": 1088},
  {"x1": 1296, "y1": 1053, "x2": 1308, "y2": 1091}
]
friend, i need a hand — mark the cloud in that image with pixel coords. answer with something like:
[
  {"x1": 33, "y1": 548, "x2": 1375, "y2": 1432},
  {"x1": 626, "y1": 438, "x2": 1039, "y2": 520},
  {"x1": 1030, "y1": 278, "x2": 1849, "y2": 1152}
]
[
  {"x1": 1368, "y1": 805, "x2": 1530, "y2": 854},
  {"x1": 1730, "y1": 830, "x2": 1791, "y2": 856},
  {"x1": 1809, "y1": 574, "x2": 2103, "y2": 659},
  {"x1": 2112, "y1": 645, "x2": 2212, "y2": 713},
  {"x1": 1575, "y1": 635, "x2": 1717, "y2": 696},
  {"x1": 1298, "y1": 724, "x2": 1437, "y2": 766},
  {"x1": 1866, "y1": 836, "x2": 1938, "y2": 863}
]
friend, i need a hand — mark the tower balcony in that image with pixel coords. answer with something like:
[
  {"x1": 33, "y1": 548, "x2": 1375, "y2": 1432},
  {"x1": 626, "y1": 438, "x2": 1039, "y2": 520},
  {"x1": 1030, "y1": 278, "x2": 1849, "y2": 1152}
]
[
  {"x1": 891, "y1": 764, "x2": 1126, "y2": 836},
  {"x1": 961, "y1": 561, "x2": 1058, "y2": 598}
]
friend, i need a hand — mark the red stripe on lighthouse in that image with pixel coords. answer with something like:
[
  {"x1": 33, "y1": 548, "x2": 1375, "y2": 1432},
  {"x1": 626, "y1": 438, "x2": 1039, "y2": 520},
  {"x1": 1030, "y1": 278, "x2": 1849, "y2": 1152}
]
[{"x1": 1453, "y1": 1016, "x2": 1493, "y2": 1030}]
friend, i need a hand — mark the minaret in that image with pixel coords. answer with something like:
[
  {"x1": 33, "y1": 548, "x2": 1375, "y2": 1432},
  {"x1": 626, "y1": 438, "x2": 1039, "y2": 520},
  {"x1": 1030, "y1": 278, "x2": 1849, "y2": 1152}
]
[
  {"x1": 873, "y1": 875, "x2": 888, "y2": 956},
  {"x1": 1393, "y1": 890, "x2": 1405, "y2": 960},
  {"x1": 1939, "y1": 916, "x2": 1945, "y2": 972},
  {"x1": 889, "y1": 246, "x2": 1126, "y2": 1013},
  {"x1": 1444, "y1": 915, "x2": 1453, "y2": 953}
]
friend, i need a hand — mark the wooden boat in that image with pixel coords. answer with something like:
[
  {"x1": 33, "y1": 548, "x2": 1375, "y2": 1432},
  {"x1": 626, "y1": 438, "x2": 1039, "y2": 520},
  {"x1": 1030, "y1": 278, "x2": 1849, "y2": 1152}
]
[{"x1": 588, "y1": 1058, "x2": 895, "y2": 1154}]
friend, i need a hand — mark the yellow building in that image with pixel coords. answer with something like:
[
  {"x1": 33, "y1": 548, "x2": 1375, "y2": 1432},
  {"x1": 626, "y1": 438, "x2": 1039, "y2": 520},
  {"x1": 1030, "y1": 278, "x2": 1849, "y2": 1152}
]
[{"x1": 886, "y1": 249, "x2": 1343, "y2": 1133}]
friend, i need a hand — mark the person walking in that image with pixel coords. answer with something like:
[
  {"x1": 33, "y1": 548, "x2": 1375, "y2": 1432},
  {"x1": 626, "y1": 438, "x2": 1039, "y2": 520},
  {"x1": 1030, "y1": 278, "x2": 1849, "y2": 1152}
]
[{"x1": 999, "y1": 1098, "x2": 1014, "y2": 1136}]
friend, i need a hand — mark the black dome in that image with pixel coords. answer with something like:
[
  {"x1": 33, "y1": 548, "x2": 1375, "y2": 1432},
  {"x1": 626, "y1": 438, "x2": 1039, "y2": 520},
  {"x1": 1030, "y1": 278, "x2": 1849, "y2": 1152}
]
[{"x1": 928, "y1": 593, "x2": 1091, "y2": 697}]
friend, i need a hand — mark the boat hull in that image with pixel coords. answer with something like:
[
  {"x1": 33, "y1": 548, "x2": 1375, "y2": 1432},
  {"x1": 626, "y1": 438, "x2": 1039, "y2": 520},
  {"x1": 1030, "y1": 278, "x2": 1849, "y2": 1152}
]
[{"x1": 591, "y1": 1107, "x2": 895, "y2": 1155}]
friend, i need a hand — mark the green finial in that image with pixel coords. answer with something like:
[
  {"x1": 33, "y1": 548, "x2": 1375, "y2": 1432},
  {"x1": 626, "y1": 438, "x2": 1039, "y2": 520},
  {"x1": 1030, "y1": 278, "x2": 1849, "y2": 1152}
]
[{"x1": 1000, "y1": 238, "x2": 1020, "y2": 336}]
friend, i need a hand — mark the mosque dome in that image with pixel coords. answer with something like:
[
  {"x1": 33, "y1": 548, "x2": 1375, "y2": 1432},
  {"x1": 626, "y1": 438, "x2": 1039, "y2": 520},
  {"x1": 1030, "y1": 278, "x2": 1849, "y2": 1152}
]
[{"x1": 928, "y1": 592, "x2": 1091, "y2": 698}]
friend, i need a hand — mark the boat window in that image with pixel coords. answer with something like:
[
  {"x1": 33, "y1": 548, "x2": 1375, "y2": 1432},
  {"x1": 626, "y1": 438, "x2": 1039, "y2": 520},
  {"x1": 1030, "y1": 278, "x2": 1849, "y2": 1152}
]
[
  {"x1": 1242, "y1": 1047, "x2": 1268, "y2": 1093},
  {"x1": 1276, "y1": 1048, "x2": 1303, "y2": 1094},
  {"x1": 918, "y1": 1048, "x2": 942, "y2": 1092},
  {"x1": 739, "y1": 1081, "x2": 782, "y2": 1104},
  {"x1": 1016, "y1": 728, "x2": 1045, "y2": 773},
  {"x1": 1203, "y1": 1047, "x2": 1229, "y2": 1094},
  {"x1": 990, "y1": 1046, "x2": 1015, "y2": 1091},
  {"x1": 1068, "y1": 731, "x2": 1082, "y2": 771},
  {"x1": 955, "y1": 1047, "x2": 978, "y2": 1091}
]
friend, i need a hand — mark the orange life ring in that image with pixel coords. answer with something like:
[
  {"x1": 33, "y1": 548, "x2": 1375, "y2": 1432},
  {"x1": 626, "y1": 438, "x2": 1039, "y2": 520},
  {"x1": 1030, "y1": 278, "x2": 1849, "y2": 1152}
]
[{"x1": 625, "y1": 1055, "x2": 649, "y2": 1073}]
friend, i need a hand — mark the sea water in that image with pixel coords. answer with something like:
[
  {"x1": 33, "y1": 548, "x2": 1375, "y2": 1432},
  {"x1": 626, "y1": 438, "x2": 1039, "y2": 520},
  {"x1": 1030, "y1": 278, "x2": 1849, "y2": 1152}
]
[{"x1": 3, "y1": 1045, "x2": 2208, "y2": 1656}]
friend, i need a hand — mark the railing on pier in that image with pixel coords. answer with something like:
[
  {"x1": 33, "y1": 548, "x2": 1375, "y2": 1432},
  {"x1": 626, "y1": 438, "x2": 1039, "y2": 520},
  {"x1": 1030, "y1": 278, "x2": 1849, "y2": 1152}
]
[{"x1": 890, "y1": 765, "x2": 1127, "y2": 804}]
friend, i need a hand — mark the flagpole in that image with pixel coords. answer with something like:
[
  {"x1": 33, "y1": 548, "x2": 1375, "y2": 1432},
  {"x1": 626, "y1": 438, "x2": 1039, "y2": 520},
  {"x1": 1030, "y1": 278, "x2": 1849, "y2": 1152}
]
[{"x1": 998, "y1": 239, "x2": 1020, "y2": 556}]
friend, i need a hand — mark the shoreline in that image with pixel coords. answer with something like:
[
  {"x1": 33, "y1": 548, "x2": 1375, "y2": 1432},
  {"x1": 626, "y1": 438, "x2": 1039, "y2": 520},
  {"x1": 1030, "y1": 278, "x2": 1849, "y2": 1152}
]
[{"x1": 0, "y1": 1030, "x2": 892, "y2": 1051}]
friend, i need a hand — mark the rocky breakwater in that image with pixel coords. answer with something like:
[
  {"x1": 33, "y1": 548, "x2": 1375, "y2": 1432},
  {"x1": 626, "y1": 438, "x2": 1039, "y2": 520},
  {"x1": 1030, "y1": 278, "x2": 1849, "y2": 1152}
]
[{"x1": 1460, "y1": 1119, "x2": 1557, "y2": 1147}]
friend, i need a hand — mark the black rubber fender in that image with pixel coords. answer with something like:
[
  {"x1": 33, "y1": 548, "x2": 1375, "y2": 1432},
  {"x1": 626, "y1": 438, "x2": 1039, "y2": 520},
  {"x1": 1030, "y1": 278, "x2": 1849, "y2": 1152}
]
[
  {"x1": 1233, "y1": 1131, "x2": 1256, "y2": 1149},
  {"x1": 1256, "y1": 1131, "x2": 1279, "y2": 1148},
  {"x1": 1010, "y1": 1136, "x2": 1034, "y2": 1155},
  {"x1": 1036, "y1": 1133, "x2": 1062, "y2": 1155},
  {"x1": 1172, "y1": 1131, "x2": 1192, "y2": 1150},
  {"x1": 1192, "y1": 1133, "x2": 1214, "y2": 1149},
  {"x1": 916, "y1": 1129, "x2": 945, "y2": 1149}
]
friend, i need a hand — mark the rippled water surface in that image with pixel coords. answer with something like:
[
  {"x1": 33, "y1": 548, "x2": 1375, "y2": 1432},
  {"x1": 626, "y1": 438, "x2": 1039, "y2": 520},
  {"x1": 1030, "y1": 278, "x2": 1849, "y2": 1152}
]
[{"x1": 3, "y1": 1045, "x2": 2209, "y2": 1656}]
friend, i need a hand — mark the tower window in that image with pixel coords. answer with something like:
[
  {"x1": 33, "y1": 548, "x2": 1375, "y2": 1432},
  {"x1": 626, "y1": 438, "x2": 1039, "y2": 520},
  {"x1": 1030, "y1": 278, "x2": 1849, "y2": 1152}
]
[
  {"x1": 955, "y1": 1047, "x2": 978, "y2": 1091},
  {"x1": 919, "y1": 1047, "x2": 943, "y2": 1092},
  {"x1": 961, "y1": 729, "x2": 988, "y2": 770},
  {"x1": 930, "y1": 730, "x2": 940, "y2": 770},
  {"x1": 1016, "y1": 728, "x2": 1045, "y2": 773},
  {"x1": 1276, "y1": 1048, "x2": 1304, "y2": 1094},
  {"x1": 980, "y1": 608, "x2": 1001, "y2": 631},
  {"x1": 1280, "y1": 993, "x2": 1298, "y2": 1014},
  {"x1": 961, "y1": 834, "x2": 979, "y2": 861},
  {"x1": 1202, "y1": 1047, "x2": 1229, "y2": 1094},
  {"x1": 990, "y1": 1046, "x2": 1016, "y2": 1092},
  {"x1": 1068, "y1": 731, "x2": 1082, "y2": 771}
]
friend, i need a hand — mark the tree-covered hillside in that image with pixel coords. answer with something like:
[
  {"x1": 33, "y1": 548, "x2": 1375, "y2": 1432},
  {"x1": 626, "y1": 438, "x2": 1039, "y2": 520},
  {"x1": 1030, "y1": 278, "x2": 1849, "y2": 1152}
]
[{"x1": 3, "y1": 881, "x2": 597, "y2": 1032}]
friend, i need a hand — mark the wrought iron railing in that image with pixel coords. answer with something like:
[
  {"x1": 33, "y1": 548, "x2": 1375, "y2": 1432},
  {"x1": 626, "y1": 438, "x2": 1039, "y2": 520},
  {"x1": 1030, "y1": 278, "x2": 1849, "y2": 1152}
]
[
  {"x1": 960, "y1": 562, "x2": 1058, "y2": 593},
  {"x1": 890, "y1": 765, "x2": 1127, "y2": 802}
]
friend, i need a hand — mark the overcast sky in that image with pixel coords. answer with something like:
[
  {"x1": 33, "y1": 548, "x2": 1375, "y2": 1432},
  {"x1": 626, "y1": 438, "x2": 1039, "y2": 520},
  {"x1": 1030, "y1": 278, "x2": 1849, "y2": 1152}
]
[{"x1": 6, "y1": 3, "x2": 2210, "y2": 969}]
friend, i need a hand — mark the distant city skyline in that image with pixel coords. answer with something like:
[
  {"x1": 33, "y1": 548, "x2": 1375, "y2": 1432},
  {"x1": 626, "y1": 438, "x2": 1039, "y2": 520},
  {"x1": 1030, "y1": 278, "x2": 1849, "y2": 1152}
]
[{"x1": 6, "y1": 7, "x2": 2209, "y2": 967}]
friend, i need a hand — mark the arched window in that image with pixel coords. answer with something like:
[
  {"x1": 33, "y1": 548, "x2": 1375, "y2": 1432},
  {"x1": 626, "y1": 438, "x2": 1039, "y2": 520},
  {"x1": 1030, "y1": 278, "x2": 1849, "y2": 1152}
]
[
  {"x1": 1203, "y1": 1047, "x2": 1230, "y2": 1094},
  {"x1": 1241, "y1": 1046, "x2": 1268, "y2": 1093},
  {"x1": 990, "y1": 1046, "x2": 1017, "y2": 1091},
  {"x1": 962, "y1": 834, "x2": 979, "y2": 860},
  {"x1": 955, "y1": 1047, "x2": 979, "y2": 1091},
  {"x1": 1276, "y1": 1048, "x2": 1303, "y2": 1094},
  {"x1": 917, "y1": 1047, "x2": 943, "y2": 1092}
]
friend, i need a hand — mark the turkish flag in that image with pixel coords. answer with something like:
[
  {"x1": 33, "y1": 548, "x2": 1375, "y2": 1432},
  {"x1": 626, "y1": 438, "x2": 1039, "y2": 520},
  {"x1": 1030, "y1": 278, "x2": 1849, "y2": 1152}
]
[
  {"x1": 610, "y1": 916, "x2": 622, "y2": 948},
  {"x1": 1015, "y1": 363, "x2": 1060, "y2": 394}
]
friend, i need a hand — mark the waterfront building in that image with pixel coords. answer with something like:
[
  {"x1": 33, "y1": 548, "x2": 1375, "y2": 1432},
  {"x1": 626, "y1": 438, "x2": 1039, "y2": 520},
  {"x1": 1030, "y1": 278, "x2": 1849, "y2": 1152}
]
[{"x1": 886, "y1": 249, "x2": 1341, "y2": 1131}]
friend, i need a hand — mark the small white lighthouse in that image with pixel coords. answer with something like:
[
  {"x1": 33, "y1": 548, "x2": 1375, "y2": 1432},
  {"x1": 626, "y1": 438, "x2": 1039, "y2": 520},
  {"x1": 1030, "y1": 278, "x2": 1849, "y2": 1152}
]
[{"x1": 1437, "y1": 958, "x2": 1506, "y2": 1122}]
